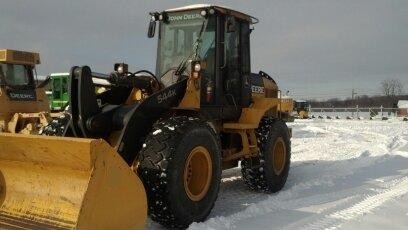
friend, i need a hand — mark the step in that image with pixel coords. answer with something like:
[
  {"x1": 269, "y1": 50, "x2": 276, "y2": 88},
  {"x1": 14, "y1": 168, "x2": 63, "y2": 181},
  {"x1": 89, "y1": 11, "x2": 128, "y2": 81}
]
[{"x1": 223, "y1": 123, "x2": 258, "y2": 130}]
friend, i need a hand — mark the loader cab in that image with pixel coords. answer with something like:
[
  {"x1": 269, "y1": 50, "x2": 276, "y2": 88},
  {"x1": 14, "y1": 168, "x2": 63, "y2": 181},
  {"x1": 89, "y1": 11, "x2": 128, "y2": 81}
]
[
  {"x1": 149, "y1": 5, "x2": 257, "y2": 120},
  {"x1": 46, "y1": 73, "x2": 69, "y2": 111},
  {"x1": 0, "y1": 49, "x2": 43, "y2": 104},
  {"x1": 0, "y1": 49, "x2": 40, "y2": 89},
  {"x1": 0, "y1": 62, "x2": 36, "y2": 88},
  {"x1": 294, "y1": 100, "x2": 310, "y2": 112}
]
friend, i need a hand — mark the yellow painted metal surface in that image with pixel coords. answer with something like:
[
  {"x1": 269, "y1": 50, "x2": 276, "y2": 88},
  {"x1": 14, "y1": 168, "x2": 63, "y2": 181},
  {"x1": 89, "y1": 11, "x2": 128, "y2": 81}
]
[
  {"x1": 0, "y1": 87, "x2": 50, "y2": 115},
  {"x1": 237, "y1": 96, "x2": 280, "y2": 127},
  {"x1": 0, "y1": 49, "x2": 40, "y2": 65},
  {"x1": 178, "y1": 78, "x2": 200, "y2": 109},
  {"x1": 272, "y1": 137, "x2": 286, "y2": 175},
  {"x1": 298, "y1": 110, "x2": 309, "y2": 119},
  {"x1": 221, "y1": 79, "x2": 281, "y2": 163},
  {"x1": 183, "y1": 146, "x2": 212, "y2": 202},
  {"x1": 221, "y1": 129, "x2": 258, "y2": 161},
  {"x1": 0, "y1": 133, "x2": 147, "y2": 229},
  {"x1": 279, "y1": 98, "x2": 294, "y2": 114},
  {"x1": 0, "y1": 86, "x2": 51, "y2": 133}
]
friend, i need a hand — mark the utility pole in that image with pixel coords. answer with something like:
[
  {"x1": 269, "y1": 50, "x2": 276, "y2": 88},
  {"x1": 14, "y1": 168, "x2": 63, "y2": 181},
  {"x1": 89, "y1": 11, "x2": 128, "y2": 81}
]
[
  {"x1": 352, "y1": 89, "x2": 357, "y2": 117},
  {"x1": 352, "y1": 89, "x2": 357, "y2": 101}
]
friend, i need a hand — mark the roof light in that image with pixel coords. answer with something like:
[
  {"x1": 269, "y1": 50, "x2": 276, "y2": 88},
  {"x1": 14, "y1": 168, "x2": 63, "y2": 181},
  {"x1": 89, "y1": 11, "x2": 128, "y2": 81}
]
[
  {"x1": 194, "y1": 63, "x2": 201, "y2": 72},
  {"x1": 117, "y1": 66, "x2": 124, "y2": 74}
]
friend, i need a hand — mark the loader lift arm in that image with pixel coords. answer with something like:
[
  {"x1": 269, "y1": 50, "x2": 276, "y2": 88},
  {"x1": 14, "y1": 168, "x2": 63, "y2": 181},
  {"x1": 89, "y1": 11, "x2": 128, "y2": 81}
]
[{"x1": 65, "y1": 66, "x2": 188, "y2": 164}]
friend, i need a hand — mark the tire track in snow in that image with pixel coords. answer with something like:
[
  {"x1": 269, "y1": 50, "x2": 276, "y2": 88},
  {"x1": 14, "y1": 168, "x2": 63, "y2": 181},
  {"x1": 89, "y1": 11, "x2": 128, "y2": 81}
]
[
  {"x1": 194, "y1": 121, "x2": 407, "y2": 229},
  {"x1": 298, "y1": 176, "x2": 408, "y2": 230},
  {"x1": 201, "y1": 152, "x2": 400, "y2": 229},
  {"x1": 192, "y1": 169, "x2": 394, "y2": 229}
]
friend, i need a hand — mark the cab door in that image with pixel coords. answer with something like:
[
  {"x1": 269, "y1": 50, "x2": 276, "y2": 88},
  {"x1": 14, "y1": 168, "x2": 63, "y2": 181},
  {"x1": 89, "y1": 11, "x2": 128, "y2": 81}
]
[
  {"x1": 223, "y1": 16, "x2": 242, "y2": 108},
  {"x1": 214, "y1": 15, "x2": 251, "y2": 120}
]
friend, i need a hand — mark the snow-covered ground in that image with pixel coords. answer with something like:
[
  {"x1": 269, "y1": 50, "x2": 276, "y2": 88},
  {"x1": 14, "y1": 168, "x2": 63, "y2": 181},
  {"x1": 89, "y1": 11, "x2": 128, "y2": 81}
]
[{"x1": 150, "y1": 119, "x2": 408, "y2": 229}]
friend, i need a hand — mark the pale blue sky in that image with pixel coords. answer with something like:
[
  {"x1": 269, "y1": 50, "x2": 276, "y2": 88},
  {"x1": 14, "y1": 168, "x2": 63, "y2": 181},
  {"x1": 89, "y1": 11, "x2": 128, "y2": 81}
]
[{"x1": 1, "y1": 0, "x2": 407, "y2": 100}]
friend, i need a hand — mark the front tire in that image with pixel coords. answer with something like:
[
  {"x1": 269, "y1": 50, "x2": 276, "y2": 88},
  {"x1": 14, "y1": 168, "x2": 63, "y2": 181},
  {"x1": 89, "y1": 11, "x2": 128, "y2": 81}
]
[
  {"x1": 241, "y1": 118, "x2": 291, "y2": 192},
  {"x1": 135, "y1": 116, "x2": 221, "y2": 228}
]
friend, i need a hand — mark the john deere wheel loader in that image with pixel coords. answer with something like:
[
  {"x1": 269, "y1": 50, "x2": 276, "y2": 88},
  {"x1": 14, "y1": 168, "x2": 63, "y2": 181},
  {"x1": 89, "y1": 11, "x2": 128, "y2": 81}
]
[
  {"x1": 0, "y1": 4, "x2": 291, "y2": 229},
  {"x1": 0, "y1": 49, "x2": 52, "y2": 134},
  {"x1": 294, "y1": 100, "x2": 310, "y2": 119}
]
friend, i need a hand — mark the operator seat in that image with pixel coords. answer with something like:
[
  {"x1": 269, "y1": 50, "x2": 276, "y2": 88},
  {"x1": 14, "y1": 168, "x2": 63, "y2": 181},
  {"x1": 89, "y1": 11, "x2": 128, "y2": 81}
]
[{"x1": 160, "y1": 71, "x2": 179, "y2": 88}]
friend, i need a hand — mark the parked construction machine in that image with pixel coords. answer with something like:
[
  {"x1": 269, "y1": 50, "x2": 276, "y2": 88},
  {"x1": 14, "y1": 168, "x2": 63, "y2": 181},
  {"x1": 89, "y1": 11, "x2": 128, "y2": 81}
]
[
  {"x1": 294, "y1": 100, "x2": 310, "y2": 119},
  {"x1": 46, "y1": 73, "x2": 70, "y2": 111},
  {"x1": 0, "y1": 4, "x2": 291, "y2": 229},
  {"x1": 0, "y1": 49, "x2": 52, "y2": 134},
  {"x1": 279, "y1": 96, "x2": 294, "y2": 122}
]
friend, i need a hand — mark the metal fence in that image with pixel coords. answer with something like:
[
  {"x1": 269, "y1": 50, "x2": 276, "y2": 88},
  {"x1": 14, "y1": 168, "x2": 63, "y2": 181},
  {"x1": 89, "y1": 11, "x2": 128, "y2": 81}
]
[{"x1": 310, "y1": 106, "x2": 398, "y2": 119}]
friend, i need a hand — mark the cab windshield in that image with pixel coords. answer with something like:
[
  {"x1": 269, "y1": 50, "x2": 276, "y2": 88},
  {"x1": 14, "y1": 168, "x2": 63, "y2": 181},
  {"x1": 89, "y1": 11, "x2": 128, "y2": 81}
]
[
  {"x1": 0, "y1": 63, "x2": 32, "y2": 86},
  {"x1": 157, "y1": 10, "x2": 215, "y2": 77}
]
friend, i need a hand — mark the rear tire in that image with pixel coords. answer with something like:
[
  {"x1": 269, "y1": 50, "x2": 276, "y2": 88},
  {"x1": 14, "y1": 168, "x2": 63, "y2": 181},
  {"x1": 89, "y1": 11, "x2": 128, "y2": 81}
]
[
  {"x1": 135, "y1": 116, "x2": 221, "y2": 228},
  {"x1": 241, "y1": 118, "x2": 291, "y2": 192}
]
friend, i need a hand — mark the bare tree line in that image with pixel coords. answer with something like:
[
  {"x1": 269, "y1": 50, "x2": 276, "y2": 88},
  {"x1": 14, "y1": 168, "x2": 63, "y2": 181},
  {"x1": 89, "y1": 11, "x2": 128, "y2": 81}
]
[{"x1": 381, "y1": 79, "x2": 403, "y2": 97}]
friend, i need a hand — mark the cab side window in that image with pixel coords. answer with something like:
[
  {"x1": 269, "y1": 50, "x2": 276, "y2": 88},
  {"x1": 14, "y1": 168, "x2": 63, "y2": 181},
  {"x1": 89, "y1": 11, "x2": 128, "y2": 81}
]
[{"x1": 223, "y1": 16, "x2": 242, "y2": 106}]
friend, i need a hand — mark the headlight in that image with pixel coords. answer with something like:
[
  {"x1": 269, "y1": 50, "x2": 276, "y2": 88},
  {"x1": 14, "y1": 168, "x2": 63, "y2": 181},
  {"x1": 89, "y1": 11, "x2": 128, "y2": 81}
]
[
  {"x1": 194, "y1": 63, "x2": 201, "y2": 72},
  {"x1": 117, "y1": 66, "x2": 124, "y2": 74}
]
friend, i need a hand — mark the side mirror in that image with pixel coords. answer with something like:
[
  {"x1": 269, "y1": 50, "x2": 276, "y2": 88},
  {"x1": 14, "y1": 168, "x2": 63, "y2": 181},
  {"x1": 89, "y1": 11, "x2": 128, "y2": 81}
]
[{"x1": 148, "y1": 20, "x2": 156, "y2": 38}]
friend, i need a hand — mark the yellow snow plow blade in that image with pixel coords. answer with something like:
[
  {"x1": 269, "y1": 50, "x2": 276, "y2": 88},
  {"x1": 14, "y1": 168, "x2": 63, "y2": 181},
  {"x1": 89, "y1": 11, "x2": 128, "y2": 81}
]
[{"x1": 0, "y1": 133, "x2": 147, "y2": 229}]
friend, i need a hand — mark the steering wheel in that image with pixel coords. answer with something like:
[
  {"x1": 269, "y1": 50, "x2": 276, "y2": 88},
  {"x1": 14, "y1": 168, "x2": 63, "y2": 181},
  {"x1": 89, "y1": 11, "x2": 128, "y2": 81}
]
[{"x1": 133, "y1": 70, "x2": 161, "y2": 92}]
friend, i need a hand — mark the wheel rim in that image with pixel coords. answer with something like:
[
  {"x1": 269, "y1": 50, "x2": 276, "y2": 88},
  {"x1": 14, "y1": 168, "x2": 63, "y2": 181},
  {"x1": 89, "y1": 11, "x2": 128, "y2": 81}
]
[
  {"x1": 272, "y1": 137, "x2": 286, "y2": 175},
  {"x1": 183, "y1": 146, "x2": 212, "y2": 202}
]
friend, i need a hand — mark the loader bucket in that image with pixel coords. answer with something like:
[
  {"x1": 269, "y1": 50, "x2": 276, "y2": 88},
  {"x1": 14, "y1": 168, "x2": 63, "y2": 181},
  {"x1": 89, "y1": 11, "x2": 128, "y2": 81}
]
[{"x1": 0, "y1": 133, "x2": 147, "y2": 229}]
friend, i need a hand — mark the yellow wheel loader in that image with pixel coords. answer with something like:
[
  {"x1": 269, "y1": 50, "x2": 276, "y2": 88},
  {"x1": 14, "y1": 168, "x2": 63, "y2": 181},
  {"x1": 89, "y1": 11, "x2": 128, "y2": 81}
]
[
  {"x1": 1, "y1": 4, "x2": 291, "y2": 229},
  {"x1": 279, "y1": 96, "x2": 295, "y2": 122},
  {"x1": 294, "y1": 100, "x2": 310, "y2": 119},
  {"x1": 0, "y1": 49, "x2": 51, "y2": 134}
]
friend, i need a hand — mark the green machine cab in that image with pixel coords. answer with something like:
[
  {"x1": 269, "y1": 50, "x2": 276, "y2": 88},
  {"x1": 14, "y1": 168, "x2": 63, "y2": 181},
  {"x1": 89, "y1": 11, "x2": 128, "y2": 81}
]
[{"x1": 46, "y1": 73, "x2": 69, "y2": 111}]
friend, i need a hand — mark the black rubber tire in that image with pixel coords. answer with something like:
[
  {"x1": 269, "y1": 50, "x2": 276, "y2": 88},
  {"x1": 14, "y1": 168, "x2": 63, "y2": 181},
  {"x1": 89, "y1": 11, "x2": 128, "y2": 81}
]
[
  {"x1": 241, "y1": 117, "x2": 291, "y2": 193},
  {"x1": 136, "y1": 116, "x2": 221, "y2": 228}
]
